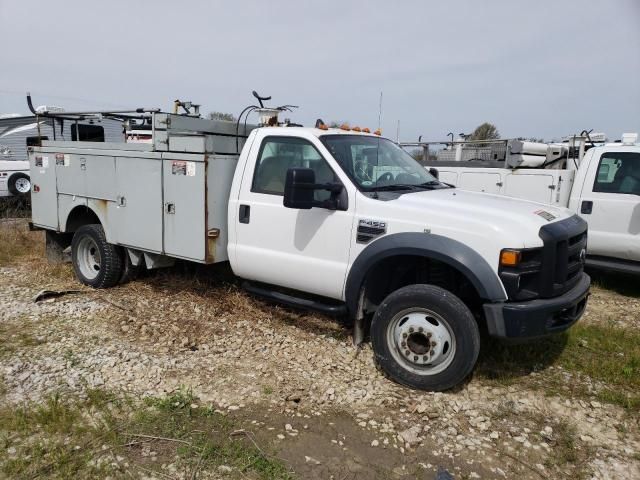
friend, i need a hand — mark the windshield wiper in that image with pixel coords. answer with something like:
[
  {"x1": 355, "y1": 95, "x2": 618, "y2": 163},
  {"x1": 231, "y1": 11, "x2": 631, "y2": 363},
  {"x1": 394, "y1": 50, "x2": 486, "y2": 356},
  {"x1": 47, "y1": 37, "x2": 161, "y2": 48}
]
[
  {"x1": 419, "y1": 180, "x2": 455, "y2": 189},
  {"x1": 368, "y1": 183, "x2": 441, "y2": 192}
]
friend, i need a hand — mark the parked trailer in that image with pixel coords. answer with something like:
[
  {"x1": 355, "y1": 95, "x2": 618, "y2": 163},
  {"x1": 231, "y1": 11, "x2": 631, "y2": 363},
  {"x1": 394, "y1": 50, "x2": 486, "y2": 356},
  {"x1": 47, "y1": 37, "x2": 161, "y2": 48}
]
[
  {"x1": 0, "y1": 108, "x2": 123, "y2": 197},
  {"x1": 30, "y1": 95, "x2": 590, "y2": 391},
  {"x1": 404, "y1": 133, "x2": 640, "y2": 274}
]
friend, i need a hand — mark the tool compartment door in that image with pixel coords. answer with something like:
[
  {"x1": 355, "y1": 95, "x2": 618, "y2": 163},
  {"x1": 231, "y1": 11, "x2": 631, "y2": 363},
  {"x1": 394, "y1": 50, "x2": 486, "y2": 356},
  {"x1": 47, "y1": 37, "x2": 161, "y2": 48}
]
[
  {"x1": 29, "y1": 152, "x2": 58, "y2": 229},
  {"x1": 162, "y1": 154, "x2": 206, "y2": 261},
  {"x1": 505, "y1": 172, "x2": 554, "y2": 204},
  {"x1": 459, "y1": 171, "x2": 502, "y2": 194},
  {"x1": 110, "y1": 156, "x2": 163, "y2": 252}
]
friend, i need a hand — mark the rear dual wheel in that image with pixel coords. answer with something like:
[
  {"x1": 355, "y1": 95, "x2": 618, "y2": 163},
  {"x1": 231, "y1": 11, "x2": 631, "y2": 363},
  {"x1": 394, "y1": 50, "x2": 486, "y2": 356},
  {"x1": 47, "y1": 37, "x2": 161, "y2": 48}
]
[
  {"x1": 371, "y1": 284, "x2": 480, "y2": 391},
  {"x1": 71, "y1": 224, "x2": 123, "y2": 288}
]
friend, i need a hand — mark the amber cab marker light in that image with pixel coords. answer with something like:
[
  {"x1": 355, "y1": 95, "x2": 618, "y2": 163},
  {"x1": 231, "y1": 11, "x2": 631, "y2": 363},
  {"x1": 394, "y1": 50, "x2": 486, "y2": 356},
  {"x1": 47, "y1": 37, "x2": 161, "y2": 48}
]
[
  {"x1": 373, "y1": 129, "x2": 382, "y2": 136},
  {"x1": 362, "y1": 127, "x2": 371, "y2": 133},
  {"x1": 340, "y1": 123, "x2": 351, "y2": 131},
  {"x1": 352, "y1": 126, "x2": 361, "y2": 132},
  {"x1": 500, "y1": 249, "x2": 521, "y2": 267},
  {"x1": 318, "y1": 123, "x2": 329, "y2": 130}
]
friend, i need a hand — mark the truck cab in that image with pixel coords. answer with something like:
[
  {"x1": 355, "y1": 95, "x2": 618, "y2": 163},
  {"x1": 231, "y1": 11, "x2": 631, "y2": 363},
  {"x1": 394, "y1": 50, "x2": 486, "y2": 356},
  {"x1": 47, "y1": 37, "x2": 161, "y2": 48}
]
[
  {"x1": 569, "y1": 139, "x2": 640, "y2": 273},
  {"x1": 29, "y1": 107, "x2": 590, "y2": 392},
  {"x1": 225, "y1": 126, "x2": 589, "y2": 390}
]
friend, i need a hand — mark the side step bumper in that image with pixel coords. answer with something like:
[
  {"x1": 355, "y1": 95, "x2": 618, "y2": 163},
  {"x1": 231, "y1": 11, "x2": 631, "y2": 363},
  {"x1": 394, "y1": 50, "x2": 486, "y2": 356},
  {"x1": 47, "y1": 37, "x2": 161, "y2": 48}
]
[
  {"x1": 586, "y1": 255, "x2": 640, "y2": 275},
  {"x1": 242, "y1": 281, "x2": 347, "y2": 316}
]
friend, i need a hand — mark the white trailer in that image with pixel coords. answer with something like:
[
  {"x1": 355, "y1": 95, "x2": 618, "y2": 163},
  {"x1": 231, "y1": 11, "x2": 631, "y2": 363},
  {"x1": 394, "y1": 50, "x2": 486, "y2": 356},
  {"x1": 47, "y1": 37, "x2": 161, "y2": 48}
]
[
  {"x1": 0, "y1": 103, "x2": 124, "y2": 198},
  {"x1": 407, "y1": 133, "x2": 640, "y2": 274}
]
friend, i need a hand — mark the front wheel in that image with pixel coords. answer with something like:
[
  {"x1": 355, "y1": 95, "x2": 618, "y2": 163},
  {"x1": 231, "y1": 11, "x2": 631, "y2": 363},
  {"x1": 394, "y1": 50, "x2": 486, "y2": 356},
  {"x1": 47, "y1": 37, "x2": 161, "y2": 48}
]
[
  {"x1": 71, "y1": 224, "x2": 123, "y2": 288},
  {"x1": 371, "y1": 284, "x2": 480, "y2": 391}
]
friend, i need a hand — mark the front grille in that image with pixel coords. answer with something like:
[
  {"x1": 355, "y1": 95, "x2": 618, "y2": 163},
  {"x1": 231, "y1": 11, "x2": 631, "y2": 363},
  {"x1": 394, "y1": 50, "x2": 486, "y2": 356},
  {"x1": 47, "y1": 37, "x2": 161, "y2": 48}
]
[
  {"x1": 500, "y1": 216, "x2": 588, "y2": 301},
  {"x1": 538, "y1": 216, "x2": 588, "y2": 298}
]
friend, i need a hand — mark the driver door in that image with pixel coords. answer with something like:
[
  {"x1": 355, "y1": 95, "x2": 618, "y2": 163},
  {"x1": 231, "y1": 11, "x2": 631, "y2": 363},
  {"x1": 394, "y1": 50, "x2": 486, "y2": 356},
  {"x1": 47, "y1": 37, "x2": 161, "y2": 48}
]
[
  {"x1": 233, "y1": 134, "x2": 356, "y2": 300},
  {"x1": 578, "y1": 150, "x2": 640, "y2": 261}
]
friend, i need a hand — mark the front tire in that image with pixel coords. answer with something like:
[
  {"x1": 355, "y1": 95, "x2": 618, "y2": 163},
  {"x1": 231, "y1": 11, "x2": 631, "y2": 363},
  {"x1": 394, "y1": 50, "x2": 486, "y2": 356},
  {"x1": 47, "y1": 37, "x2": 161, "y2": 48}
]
[
  {"x1": 371, "y1": 284, "x2": 480, "y2": 391},
  {"x1": 71, "y1": 224, "x2": 123, "y2": 288}
]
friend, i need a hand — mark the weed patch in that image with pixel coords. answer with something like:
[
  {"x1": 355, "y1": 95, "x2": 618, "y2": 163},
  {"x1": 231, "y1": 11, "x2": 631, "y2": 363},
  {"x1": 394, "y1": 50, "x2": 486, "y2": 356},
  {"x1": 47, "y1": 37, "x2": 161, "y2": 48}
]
[
  {"x1": 0, "y1": 389, "x2": 292, "y2": 479},
  {"x1": 478, "y1": 323, "x2": 640, "y2": 411}
]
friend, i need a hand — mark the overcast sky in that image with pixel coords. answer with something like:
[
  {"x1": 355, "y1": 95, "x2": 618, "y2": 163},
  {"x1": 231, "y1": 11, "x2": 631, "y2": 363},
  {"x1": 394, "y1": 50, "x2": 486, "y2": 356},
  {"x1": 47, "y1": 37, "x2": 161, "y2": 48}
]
[{"x1": 1, "y1": 0, "x2": 638, "y2": 141}]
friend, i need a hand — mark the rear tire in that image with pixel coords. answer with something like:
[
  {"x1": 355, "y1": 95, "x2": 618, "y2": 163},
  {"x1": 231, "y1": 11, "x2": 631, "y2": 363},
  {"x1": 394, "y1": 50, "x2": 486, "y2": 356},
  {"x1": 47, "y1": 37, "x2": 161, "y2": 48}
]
[
  {"x1": 71, "y1": 224, "x2": 123, "y2": 288},
  {"x1": 8, "y1": 173, "x2": 31, "y2": 196},
  {"x1": 371, "y1": 284, "x2": 480, "y2": 391}
]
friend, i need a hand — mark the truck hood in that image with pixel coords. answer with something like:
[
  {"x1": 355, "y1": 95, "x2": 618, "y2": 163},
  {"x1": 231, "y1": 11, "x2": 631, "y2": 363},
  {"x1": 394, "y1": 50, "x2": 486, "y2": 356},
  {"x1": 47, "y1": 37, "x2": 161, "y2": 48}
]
[{"x1": 370, "y1": 187, "x2": 574, "y2": 249}]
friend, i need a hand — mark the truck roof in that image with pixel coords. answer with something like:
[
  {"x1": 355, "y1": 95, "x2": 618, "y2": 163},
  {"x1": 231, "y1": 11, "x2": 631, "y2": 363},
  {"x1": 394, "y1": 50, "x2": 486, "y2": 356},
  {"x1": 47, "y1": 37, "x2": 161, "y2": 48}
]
[{"x1": 258, "y1": 126, "x2": 381, "y2": 138}]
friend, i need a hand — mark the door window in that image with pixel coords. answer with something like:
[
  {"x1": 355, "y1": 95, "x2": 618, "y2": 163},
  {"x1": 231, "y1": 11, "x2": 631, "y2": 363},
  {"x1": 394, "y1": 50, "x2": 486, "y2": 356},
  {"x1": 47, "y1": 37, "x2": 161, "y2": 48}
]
[
  {"x1": 593, "y1": 152, "x2": 640, "y2": 195},
  {"x1": 251, "y1": 136, "x2": 338, "y2": 201}
]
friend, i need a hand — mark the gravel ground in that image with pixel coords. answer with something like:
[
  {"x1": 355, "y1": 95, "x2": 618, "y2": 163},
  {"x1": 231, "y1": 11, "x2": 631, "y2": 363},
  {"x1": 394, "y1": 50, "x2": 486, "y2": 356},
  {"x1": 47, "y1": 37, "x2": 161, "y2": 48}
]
[{"x1": 1, "y1": 258, "x2": 639, "y2": 479}]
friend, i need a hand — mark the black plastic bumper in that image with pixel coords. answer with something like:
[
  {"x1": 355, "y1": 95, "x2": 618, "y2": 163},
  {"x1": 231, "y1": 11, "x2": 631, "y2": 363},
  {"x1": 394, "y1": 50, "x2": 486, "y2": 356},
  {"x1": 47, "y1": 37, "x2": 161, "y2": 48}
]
[{"x1": 483, "y1": 273, "x2": 590, "y2": 339}]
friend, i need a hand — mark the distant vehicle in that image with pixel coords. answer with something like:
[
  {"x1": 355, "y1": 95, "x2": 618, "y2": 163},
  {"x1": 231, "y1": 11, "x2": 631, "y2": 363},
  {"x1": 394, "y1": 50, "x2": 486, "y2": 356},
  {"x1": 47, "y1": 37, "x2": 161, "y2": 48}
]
[
  {"x1": 0, "y1": 105, "x2": 123, "y2": 197},
  {"x1": 405, "y1": 132, "x2": 640, "y2": 274},
  {"x1": 0, "y1": 159, "x2": 31, "y2": 198}
]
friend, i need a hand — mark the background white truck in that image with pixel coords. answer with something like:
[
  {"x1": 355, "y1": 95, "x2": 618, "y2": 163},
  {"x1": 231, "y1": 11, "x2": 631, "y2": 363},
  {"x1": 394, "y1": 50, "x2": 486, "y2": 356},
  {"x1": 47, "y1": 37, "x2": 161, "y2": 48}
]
[
  {"x1": 406, "y1": 134, "x2": 640, "y2": 275},
  {"x1": 0, "y1": 160, "x2": 31, "y2": 198},
  {"x1": 28, "y1": 95, "x2": 590, "y2": 391}
]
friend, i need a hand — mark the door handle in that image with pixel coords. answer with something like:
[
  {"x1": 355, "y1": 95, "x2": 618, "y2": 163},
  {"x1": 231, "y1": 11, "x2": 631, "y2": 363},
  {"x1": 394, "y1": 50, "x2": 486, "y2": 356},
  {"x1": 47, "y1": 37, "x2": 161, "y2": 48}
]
[
  {"x1": 239, "y1": 204, "x2": 250, "y2": 224},
  {"x1": 581, "y1": 200, "x2": 593, "y2": 214}
]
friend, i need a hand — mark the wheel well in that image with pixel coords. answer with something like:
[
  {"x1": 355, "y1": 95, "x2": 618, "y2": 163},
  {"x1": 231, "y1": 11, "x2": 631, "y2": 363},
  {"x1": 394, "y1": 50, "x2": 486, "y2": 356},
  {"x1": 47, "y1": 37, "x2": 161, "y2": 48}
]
[
  {"x1": 65, "y1": 206, "x2": 100, "y2": 232},
  {"x1": 361, "y1": 255, "x2": 483, "y2": 315}
]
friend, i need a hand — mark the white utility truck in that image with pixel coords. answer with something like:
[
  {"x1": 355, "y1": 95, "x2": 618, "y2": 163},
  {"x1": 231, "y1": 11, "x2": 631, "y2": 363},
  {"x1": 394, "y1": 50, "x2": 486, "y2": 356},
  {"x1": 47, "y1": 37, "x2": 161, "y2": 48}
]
[
  {"x1": 407, "y1": 134, "x2": 640, "y2": 275},
  {"x1": 28, "y1": 94, "x2": 590, "y2": 391}
]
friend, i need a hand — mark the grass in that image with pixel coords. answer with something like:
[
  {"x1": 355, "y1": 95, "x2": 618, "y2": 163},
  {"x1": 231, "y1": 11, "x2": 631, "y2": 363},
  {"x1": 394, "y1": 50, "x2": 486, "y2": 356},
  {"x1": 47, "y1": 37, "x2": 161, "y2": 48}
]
[
  {"x1": 0, "y1": 388, "x2": 293, "y2": 479},
  {"x1": 0, "y1": 197, "x2": 31, "y2": 220},
  {"x1": 478, "y1": 323, "x2": 640, "y2": 411},
  {"x1": 0, "y1": 220, "x2": 41, "y2": 267},
  {"x1": 542, "y1": 418, "x2": 592, "y2": 479},
  {"x1": 0, "y1": 321, "x2": 45, "y2": 357}
]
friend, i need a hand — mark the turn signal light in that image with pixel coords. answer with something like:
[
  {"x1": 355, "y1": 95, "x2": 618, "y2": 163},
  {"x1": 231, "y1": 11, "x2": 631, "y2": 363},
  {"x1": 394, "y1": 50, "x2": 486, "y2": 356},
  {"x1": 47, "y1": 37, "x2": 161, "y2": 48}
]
[{"x1": 500, "y1": 249, "x2": 522, "y2": 267}]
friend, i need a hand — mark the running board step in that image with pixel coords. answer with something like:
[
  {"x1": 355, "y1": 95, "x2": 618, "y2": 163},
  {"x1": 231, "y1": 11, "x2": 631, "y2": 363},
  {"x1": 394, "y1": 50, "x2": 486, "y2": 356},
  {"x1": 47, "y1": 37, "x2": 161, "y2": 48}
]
[{"x1": 242, "y1": 281, "x2": 347, "y2": 316}]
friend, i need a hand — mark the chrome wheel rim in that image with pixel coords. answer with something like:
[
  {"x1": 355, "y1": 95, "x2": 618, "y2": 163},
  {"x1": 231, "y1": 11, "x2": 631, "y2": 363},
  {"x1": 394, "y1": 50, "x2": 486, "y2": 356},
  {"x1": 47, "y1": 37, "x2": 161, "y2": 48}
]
[
  {"x1": 76, "y1": 236, "x2": 101, "y2": 280},
  {"x1": 386, "y1": 307, "x2": 456, "y2": 376},
  {"x1": 15, "y1": 177, "x2": 31, "y2": 193}
]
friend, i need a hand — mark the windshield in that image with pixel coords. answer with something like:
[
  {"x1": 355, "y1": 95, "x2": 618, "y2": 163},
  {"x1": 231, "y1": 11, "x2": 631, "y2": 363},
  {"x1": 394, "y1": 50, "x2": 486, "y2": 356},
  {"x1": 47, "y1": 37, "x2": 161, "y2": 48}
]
[{"x1": 320, "y1": 134, "x2": 442, "y2": 192}]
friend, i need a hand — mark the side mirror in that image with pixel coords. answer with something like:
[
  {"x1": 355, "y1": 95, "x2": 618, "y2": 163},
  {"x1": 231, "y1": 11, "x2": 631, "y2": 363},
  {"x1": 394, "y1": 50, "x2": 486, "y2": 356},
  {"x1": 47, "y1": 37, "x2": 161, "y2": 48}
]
[
  {"x1": 284, "y1": 168, "x2": 316, "y2": 209},
  {"x1": 428, "y1": 167, "x2": 439, "y2": 179},
  {"x1": 283, "y1": 168, "x2": 345, "y2": 210}
]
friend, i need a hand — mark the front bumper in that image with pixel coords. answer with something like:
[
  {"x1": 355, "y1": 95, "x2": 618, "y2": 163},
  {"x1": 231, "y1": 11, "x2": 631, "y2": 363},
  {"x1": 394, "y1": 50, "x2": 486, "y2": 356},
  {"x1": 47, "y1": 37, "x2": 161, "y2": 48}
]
[{"x1": 483, "y1": 272, "x2": 590, "y2": 339}]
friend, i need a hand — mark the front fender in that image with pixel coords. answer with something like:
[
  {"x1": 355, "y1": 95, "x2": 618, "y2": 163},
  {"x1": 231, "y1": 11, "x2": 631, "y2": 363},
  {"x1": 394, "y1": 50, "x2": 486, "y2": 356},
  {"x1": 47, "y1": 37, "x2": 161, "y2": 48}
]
[{"x1": 344, "y1": 232, "x2": 507, "y2": 314}]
